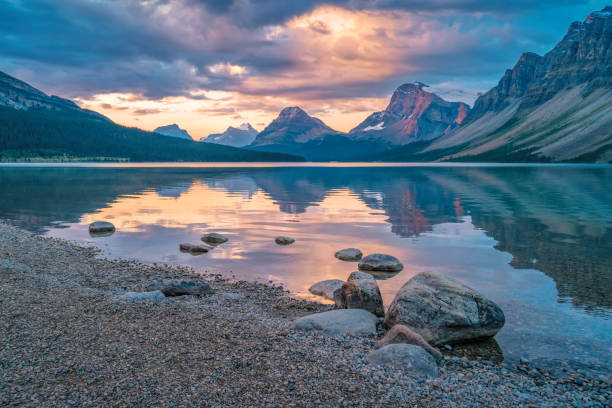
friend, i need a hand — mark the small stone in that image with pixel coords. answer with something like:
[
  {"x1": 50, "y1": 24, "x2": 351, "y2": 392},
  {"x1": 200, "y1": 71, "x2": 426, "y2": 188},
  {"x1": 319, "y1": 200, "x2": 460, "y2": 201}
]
[
  {"x1": 149, "y1": 279, "x2": 213, "y2": 297},
  {"x1": 358, "y1": 254, "x2": 403, "y2": 273},
  {"x1": 367, "y1": 344, "x2": 438, "y2": 377},
  {"x1": 444, "y1": 344, "x2": 452, "y2": 351},
  {"x1": 275, "y1": 236, "x2": 295, "y2": 245},
  {"x1": 334, "y1": 248, "x2": 363, "y2": 261},
  {"x1": 88, "y1": 221, "x2": 115, "y2": 236},
  {"x1": 201, "y1": 233, "x2": 228, "y2": 244},
  {"x1": 179, "y1": 243, "x2": 211, "y2": 254}
]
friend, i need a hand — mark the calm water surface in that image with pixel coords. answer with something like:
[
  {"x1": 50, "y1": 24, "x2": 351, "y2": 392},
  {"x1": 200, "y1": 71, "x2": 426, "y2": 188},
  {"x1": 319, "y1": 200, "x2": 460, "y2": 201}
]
[{"x1": 1, "y1": 164, "x2": 611, "y2": 373}]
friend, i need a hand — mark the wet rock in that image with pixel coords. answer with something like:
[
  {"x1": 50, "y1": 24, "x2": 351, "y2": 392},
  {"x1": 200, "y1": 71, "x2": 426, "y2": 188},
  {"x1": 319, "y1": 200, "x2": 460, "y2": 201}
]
[
  {"x1": 119, "y1": 290, "x2": 165, "y2": 302},
  {"x1": 88, "y1": 221, "x2": 115, "y2": 236},
  {"x1": 383, "y1": 271, "x2": 505, "y2": 345},
  {"x1": 293, "y1": 309, "x2": 378, "y2": 337},
  {"x1": 334, "y1": 248, "x2": 363, "y2": 261},
  {"x1": 179, "y1": 243, "x2": 211, "y2": 254},
  {"x1": 334, "y1": 271, "x2": 384, "y2": 317},
  {"x1": 367, "y1": 344, "x2": 439, "y2": 377},
  {"x1": 308, "y1": 279, "x2": 344, "y2": 300},
  {"x1": 149, "y1": 279, "x2": 213, "y2": 297},
  {"x1": 358, "y1": 254, "x2": 403, "y2": 272},
  {"x1": 201, "y1": 233, "x2": 228, "y2": 244},
  {"x1": 377, "y1": 324, "x2": 443, "y2": 362},
  {"x1": 275, "y1": 236, "x2": 295, "y2": 245}
]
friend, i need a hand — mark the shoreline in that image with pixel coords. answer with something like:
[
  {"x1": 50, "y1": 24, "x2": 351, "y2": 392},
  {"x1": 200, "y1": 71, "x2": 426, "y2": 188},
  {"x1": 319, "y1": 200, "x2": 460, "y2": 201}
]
[{"x1": 1, "y1": 223, "x2": 609, "y2": 406}]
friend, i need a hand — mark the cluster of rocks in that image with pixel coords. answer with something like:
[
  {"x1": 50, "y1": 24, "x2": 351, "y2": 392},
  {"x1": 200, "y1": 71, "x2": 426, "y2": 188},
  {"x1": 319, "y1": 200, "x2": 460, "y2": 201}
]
[{"x1": 304, "y1": 248, "x2": 506, "y2": 377}]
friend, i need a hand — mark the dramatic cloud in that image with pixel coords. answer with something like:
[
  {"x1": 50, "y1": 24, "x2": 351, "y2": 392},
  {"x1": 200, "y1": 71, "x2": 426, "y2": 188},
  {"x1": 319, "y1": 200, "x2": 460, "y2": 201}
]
[{"x1": 0, "y1": 0, "x2": 606, "y2": 136}]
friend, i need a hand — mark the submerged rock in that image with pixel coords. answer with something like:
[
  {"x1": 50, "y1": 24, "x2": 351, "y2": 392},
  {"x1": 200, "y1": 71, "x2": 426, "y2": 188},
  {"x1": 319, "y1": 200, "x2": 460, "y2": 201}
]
[
  {"x1": 201, "y1": 233, "x2": 228, "y2": 244},
  {"x1": 367, "y1": 344, "x2": 438, "y2": 377},
  {"x1": 88, "y1": 221, "x2": 115, "y2": 236},
  {"x1": 309, "y1": 279, "x2": 344, "y2": 300},
  {"x1": 334, "y1": 271, "x2": 385, "y2": 317},
  {"x1": 293, "y1": 309, "x2": 378, "y2": 337},
  {"x1": 358, "y1": 254, "x2": 403, "y2": 273},
  {"x1": 119, "y1": 290, "x2": 165, "y2": 302},
  {"x1": 383, "y1": 272, "x2": 505, "y2": 345},
  {"x1": 377, "y1": 324, "x2": 443, "y2": 362},
  {"x1": 334, "y1": 248, "x2": 363, "y2": 261},
  {"x1": 149, "y1": 279, "x2": 213, "y2": 297},
  {"x1": 275, "y1": 236, "x2": 295, "y2": 245},
  {"x1": 179, "y1": 243, "x2": 211, "y2": 254}
]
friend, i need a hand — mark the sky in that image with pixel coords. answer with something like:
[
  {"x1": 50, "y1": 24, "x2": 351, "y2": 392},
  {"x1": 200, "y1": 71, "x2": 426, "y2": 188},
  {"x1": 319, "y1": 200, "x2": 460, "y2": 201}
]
[{"x1": 0, "y1": 0, "x2": 608, "y2": 138}]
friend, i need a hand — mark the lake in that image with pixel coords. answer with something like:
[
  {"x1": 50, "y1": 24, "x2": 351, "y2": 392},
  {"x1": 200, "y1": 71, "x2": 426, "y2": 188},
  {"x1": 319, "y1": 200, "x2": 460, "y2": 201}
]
[{"x1": 1, "y1": 163, "x2": 610, "y2": 374}]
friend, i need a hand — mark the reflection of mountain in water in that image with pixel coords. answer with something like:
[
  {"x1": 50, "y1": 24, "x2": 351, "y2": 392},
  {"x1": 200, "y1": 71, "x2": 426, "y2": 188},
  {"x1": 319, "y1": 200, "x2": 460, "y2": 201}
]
[{"x1": 0, "y1": 165, "x2": 610, "y2": 313}]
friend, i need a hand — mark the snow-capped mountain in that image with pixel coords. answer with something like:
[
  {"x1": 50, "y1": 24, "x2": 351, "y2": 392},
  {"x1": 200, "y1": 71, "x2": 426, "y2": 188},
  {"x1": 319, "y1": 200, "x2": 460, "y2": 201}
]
[{"x1": 200, "y1": 123, "x2": 258, "y2": 147}]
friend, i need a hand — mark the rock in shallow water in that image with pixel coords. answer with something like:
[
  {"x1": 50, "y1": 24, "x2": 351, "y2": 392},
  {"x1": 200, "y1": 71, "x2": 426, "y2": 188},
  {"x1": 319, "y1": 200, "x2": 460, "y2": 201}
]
[
  {"x1": 201, "y1": 233, "x2": 228, "y2": 244},
  {"x1": 88, "y1": 221, "x2": 115, "y2": 235},
  {"x1": 377, "y1": 324, "x2": 443, "y2": 362},
  {"x1": 179, "y1": 243, "x2": 211, "y2": 254},
  {"x1": 383, "y1": 271, "x2": 505, "y2": 345},
  {"x1": 309, "y1": 279, "x2": 344, "y2": 300},
  {"x1": 367, "y1": 344, "x2": 439, "y2": 377},
  {"x1": 334, "y1": 271, "x2": 385, "y2": 317},
  {"x1": 149, "y1": 279, "x2": 213, "y2": 297},
  {"x1": 358, "y1": 254, "x2": 403, "y2": 272},
  {"x1": 119, "y1": 290, "x2": 165, "y2": 302},
  {"x1": 293, "y1": 309, "x2": 378, "y2": 337},
  {"x1": 275, "y1": 236, "x2": 295, "y2": 245},
  {"x1": 334, "y1": 248, "x2": 363, "y2": 261}
]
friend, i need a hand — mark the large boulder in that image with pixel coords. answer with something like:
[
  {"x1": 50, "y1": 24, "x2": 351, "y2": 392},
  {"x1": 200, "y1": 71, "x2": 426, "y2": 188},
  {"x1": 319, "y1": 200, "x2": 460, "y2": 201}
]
[
  {"x1": 309, "y1": 279, "x2": 344, "y2": 300},
  {"x1": 358, "y1": 254, "x2": 403, "y2": 273},
  {"x1": 293, "y1": 309, "x2": 378, "y2": 337},
  {"x1": 149, "y1": 279, "x2": 213, "y2": 297},
  {"x1": 334, "y1": 248, "x2": 363, "y2": 261},
  {"x1": 377, "y1": 324, "x2": 443, "y2": 362},
  {"x1": 334, "y1": 271, "x2": 384, "y2": 317},
  {"x1": 367, "y1": 344, "x2": 438, "y2": 377},
  {"x1": 383, "y1": 272, "x2": 505, "y2": 345},
  {"x1": 88, "y1": 221, "x2": 115, "y2": 236},
  {"x1": 201, "y1": 233, "x2": 228, "y2": 244}
]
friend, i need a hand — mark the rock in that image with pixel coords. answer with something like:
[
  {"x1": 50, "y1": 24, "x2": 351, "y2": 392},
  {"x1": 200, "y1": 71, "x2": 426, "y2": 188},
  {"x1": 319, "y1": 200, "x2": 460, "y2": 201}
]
[
  {"x1": 334, "y1": 271, "x2": 385, "y2": 317},
  {"x1": 377, "y1": 324, "x2": 443, "y2": 362},
  {"x1": 275, "y1": 236, "x2": 295, "y2": 245},
  {"x1": 149, "y1": 279, "x2": 213, "y2": 297},
  {"x1": 367, "y1": 344, "x2": 439, "y2": 377},
  {"x1": 221, "y1": 292, "x2": 240, "y2": 301},
  {"x1": 88, "y1": 221, "x2": 115, "y2": 236},
  {"x1": 179, "y1": 243, "x2": 211, "y2": 254},
  {"x1": 358, "y1": 254, "x2": 403, "y2": 273},
  {"x1": 119, "y1": 290, "x2": 165, "y2": 302},
  {"x1": 201, "y1": 233, "x2": 228, "y2": 244},
  {"x1": 383, "y1": 272, "x2": 505, "y2": 345},
  {"x1": 308, "y1": 279, "x2": 344, "y2": 300},
  {"x1": 293, "y1": 309, "x2": 378, "y2": 337},
  {"x1": 334, "y1": 248, "x2": 362, "y2": 261}
]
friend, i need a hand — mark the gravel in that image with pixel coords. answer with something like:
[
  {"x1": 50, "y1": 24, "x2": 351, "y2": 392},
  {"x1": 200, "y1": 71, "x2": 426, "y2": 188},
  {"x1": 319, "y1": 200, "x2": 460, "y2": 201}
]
[{"x1": 0, "y1": 222, "x2": 609, "y2": 407}]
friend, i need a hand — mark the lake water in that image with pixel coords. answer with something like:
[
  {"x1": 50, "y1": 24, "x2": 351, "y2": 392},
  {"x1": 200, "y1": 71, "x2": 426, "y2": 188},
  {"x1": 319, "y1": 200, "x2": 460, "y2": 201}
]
[{"x1": 1, "y1": 163, "x2": 611, "y2": 374}]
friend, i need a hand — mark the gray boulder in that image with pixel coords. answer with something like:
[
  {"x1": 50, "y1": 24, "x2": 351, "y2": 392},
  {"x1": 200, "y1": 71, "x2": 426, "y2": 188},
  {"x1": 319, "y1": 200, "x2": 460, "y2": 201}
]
[
  {"x1": 358, "y1": 254, "x2": 403, "y2": 272},
  {"x1": 308, "y1": 279, "x2": 344, "y2": 300},
  {"x1": 88, "y1": 221, "x2": 115, "y2": 235},
  {"x1": 119, "y1": 290, "x2": 165, "y2": 302},
  {"x1": 179, "y1": 243, "x2": 211, "y2": 254},
  {"x1": 334, "y1": 248, "x2": 363, "y2": 261},
  {"x1": 367, "y1": 344, "x2": 438, "y2": 377},
  {"x1": 149, "y1": 279, "x2": 213, "y2": 297},
  {"x1": 201, "y1": 233, "x2": 228, "y2": 244},
  {"x1": 383, "y1": 272, "x2": 505, "y2": 345},
  {"x1": 334, "y1": 271, "x2": 385, "y2": 317},
  {"x1": 293, "y1": 309, "x2": 378, "y2": 337},
  {"x1": 275, "y1": 236, "x2": 295, "y2": 245},
  {"x1": 377, "y1": 324, "x2": 443, "y2": 362}
]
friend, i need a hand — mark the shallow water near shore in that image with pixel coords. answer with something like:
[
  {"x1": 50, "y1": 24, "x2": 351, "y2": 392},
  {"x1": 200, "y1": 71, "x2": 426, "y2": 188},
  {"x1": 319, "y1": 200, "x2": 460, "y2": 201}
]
[{"x1": 1, "y1": 163, "x2": 611, "y2": 374}]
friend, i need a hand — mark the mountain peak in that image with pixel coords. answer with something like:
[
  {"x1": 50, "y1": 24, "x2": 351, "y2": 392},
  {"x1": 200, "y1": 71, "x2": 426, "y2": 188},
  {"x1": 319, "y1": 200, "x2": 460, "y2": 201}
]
[
  {"x1": 200, "y1": 122, "x2": 258, "y2": 147},
  {"x1": 154, "y1": 124, "x2": 192, "y2": 141},
  {"x1": 276, "y1": 106, "x2": 309, "y2": 121}
]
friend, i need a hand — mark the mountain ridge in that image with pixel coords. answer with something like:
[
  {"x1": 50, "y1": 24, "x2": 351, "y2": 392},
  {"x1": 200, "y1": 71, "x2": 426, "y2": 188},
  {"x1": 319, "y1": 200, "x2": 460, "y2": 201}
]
[{"x1": 200, "y1": 123, "x2": 258, "y2": 147}]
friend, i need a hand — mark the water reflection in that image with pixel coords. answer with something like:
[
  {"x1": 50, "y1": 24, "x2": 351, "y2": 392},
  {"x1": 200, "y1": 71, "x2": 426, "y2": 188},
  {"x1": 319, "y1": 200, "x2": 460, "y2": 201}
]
[{"x1": 0, "y1": 165, "x2": 610, "y2": 371}]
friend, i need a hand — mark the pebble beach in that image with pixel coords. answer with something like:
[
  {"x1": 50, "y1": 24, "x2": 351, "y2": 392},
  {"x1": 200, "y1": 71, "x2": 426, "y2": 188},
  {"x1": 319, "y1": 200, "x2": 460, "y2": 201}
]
[{"x1": 1, "y1": 223, "x2": 610, "y2": 407}]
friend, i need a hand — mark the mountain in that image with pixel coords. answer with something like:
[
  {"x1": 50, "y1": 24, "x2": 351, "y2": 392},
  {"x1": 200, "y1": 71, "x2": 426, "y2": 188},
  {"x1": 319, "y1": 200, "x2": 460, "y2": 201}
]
[
  {"x1": 200, "y1": 123, "x2": 258, "y2": 147},
  {"x1": 0, "y1": 70, "x2": 108, "y2": 121},
  {"x1": 411, "y1": 7, "x2": 612, "y2": 163},
  {"x1": 0, "y1": 70, "x2": 302, "y2": 162},
  {"x1": 349, "y1": 82, "x2": 470, "y2": 146},
  {"x1": 153, "y1": 124, "x2": 192, "y2": 141}
]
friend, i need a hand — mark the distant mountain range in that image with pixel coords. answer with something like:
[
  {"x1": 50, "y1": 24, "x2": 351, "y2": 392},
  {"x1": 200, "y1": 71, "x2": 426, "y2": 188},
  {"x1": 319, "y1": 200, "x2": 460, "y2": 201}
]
[
  {"x1": 153, "y1": 124, "x2": 192, "y2": 141},
  {"x1": 200, "y1": 123, "x2": 258, "y2": 147},
  {"x1": 0, "y1": 7, "x2": 610, "y2": 163}
]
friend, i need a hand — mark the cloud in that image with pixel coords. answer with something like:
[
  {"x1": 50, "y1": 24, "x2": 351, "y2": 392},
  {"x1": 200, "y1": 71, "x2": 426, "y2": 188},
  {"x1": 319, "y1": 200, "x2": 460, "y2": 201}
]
[{"x1": 133, "y1": 108, "x2": 162, "y2": 116}]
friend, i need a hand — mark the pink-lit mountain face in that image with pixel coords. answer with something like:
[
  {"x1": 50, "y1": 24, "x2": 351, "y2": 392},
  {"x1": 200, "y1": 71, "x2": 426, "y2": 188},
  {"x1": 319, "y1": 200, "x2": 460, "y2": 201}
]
[{"x1": 348, "y1": 83, "x2": 470, "y2": 146}]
